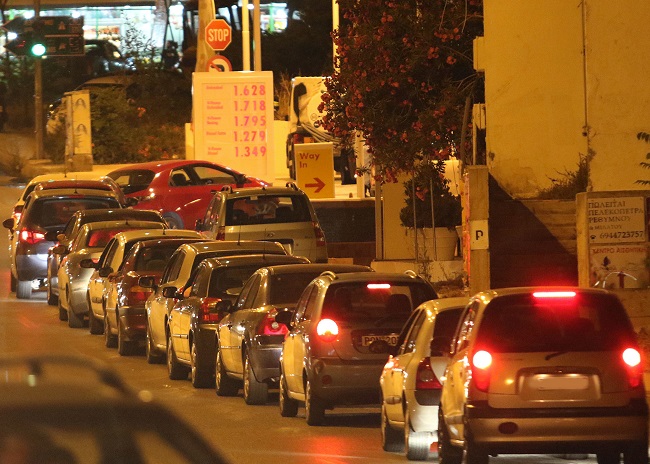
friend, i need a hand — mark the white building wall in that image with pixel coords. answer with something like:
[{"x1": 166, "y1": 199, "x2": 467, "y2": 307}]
[{"x1": 482, "y1": 0, "x2": 650, "y2": 197}]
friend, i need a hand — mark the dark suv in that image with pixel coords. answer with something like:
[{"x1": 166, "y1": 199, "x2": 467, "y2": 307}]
[
  {"x1": 278, "y1": 270, "x2": 438, "y2": 425},
  {"x1": 438, "y1": 287, "x2": 648, "y2": 464}
]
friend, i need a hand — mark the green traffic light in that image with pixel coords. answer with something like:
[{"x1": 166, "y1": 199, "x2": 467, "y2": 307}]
[{"x1": 30, "y1": 42, "x2": 46, "y2": 57}]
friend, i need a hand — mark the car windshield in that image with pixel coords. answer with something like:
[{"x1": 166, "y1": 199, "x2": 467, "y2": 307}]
[
  {"x1": 476, "y1": 293, "x2": 637, "y2": 353},
  {"x1": 269, "y1": 272, "x2": 327, "y2": 305},
  {"x1": 26, "y1": 197, "x2": 120, "y2": 229},
  {"x1": 108, "y1": 170, "x2": 156, "y2": 195},
  {"x1": 321, "y1": 282, "x2": 435, "y2": 323},
  {"x1": 225, "y1": 195, "x2": 311, "y2": 226}
]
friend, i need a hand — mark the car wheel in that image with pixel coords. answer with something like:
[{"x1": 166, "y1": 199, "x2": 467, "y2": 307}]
[
  {"x1": 104, "y1": 310, "x2": 117, "y2": 348},
  {"x1": 279, "y1": 369, "x2": 298, "y2": 417},
  {"x1": 380, "y1": 402, "x2": 404, "y2": 452},
  {"x1": 167, "y1": 330, "x2": 189, "y2": 380},
  {"x1": 597, "y1": 451, "x2": 621, "y2": 464},
  {"x1": 405, "y1": 409, "x2": 431, "y2": 461},
  {"x1": 463, "y1": 436, "x2": 488, "y2": 464},
  {"x1": 163, "y1": 213, "x2": 183, "y2": 229},
  {"x1": 243, "y1": 351, "x2": 268, "y2": 405},
  {"x1": 67, "y1": 305, "x2": 83, "y2": 328},
  {"x1": 624, "y1": 441, "x2": 648, "y2": 464},
  {"x1": 305, "y1": 378, "x2": 326, "y2": 426},
  {"x1": 57, "y1": 293, "x2": 68, "y2": 321},
  {"x1": 46, "y1": 275, "x2": 57, "y2": 306},
  {"x1": 215, "y1": 348, "x2": 239, "y2": 396},
  {"x1": 10, "y1": 273, "x2": 16, "y2": 292},
  {"x1": 438, "y1": 407, "x2": 462, "y2": 464},
  {"x1": 16, "y1": 280, "x2": 32, "y2": 299},
  {"x1": 190, "y1": 338, "x2": 213, "y2": 388},
  {"x1": 117, "y1": 315, "x2": 135, "y2": 356},
  {"x1": 88, "y1": 294, "x2": 102, "y2": 334},
  {"x1": 146, "y1": 323, "x2": 164, "y2": 364}
]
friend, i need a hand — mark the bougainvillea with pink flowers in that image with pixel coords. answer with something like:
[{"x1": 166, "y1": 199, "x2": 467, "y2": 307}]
[{"x1": 320, "y1": 0, "x2": 483, "y2": 176}]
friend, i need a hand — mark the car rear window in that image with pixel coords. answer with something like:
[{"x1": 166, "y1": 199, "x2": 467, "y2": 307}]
[
  {"x1": 225, "y1": 195, "x2": 311, "y2": 226},
  {"x1": 476, "y1": 292, "x2": 637, "y2": 353},
  {"x1": 26, "y1": 197, "x2": 121, "y2": 229},
  {"x1": 86, "y1": 228, "x2": 139, "y2": 248},
  {"x1": 321, "y1": 282, "x2": 436, "y2": 324},
  {"x1": 269, "y1": 272, "x2": 325, "y2": 304},
  {"x1": 207, "y1": 266, "x2": 260, "y2": 300},
  {"x1": 134, "y1": 244, "x2": 181, "y2": 272},
  {"x1": 108, "y1": 170, "x2": 155, "y2": 195}
]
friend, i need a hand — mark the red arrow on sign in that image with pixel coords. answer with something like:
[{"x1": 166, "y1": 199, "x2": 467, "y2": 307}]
[{"x1": 305, "y1": 177, "x2": 325, "y2": 193}]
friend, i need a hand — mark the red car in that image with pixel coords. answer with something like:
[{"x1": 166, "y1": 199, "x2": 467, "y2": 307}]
[{"x1": 107, "y1": 160, "x2": 269, "y2": 229}]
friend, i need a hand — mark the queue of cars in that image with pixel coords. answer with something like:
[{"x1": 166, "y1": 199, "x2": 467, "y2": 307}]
[{"x1": 4, "y1": 170, "x2": 648, "y2": 463}]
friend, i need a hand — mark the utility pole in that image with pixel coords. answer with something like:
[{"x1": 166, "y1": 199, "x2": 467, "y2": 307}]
[{"x1": 33, "y1": 0, "x2": 43, "y2": 160}]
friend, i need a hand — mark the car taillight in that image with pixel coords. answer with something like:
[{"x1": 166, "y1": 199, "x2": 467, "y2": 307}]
[
  {"x1": 19, "y1": 228, "x2": 46, "y2": 244},
  {"x1": 471, "y1": 349, "x2": 492, "y2": 392},
  {"x1": 256, "y1": 308, "x2": 289, "y2": 336},
  {"x1": 622, "y1": 347, "x2": 643, "y2": 388},
  {"x1": 128, "y1": 285, "x2": 152, "y2": 305},
  {"x1": 533, "y1": 291, "x2": 576, "y2": 298},
  {"x1": 316, "y1": 318, "x2": 339, "y2": 342},
  {"x1": 216, "y1": 226, "x2": 226, "y2": 241},
  {"x1": 199, "y1": 297, "x2": 222, "y2": 323},
  {"x1": 415, "y1": 357, "x2": 442, "y2": 390},
  {"x1": 313, "y1": 222, "x2": 326, "y2": 247}
]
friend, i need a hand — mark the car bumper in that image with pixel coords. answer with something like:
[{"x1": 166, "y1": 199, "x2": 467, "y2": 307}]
[
  {"x1": 195, "y1": 326, "x2": 217, "y2": 371},
  {"x1": 68, "y1": 271, "x2": 94, "y2": 316},
  {"x1": 308, "y1": 358, "x2": 384, "y2": 405},
  {"x1": 464, "y1": 399, "x2": 649, "y2": 454},
  {"x1": 118, "y1": 305, "x2": 147, "y2": 341},
  {"x1": 15, "y1": 253, "x2": 48, "y2": 281},
  {"x1": 405, "y1": 388, "x2": 440, "y2": 434},
  {"x1": 249, "y1": 338, "x2": 283, "y2": 383}
]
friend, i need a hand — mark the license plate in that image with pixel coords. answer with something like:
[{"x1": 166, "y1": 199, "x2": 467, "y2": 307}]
[
  {"x1": 362, "y1": 334, "x2": 398, "y2": 346},
  {"x1": 533, "y1": 374, "x2": 589, "y2": 390}
]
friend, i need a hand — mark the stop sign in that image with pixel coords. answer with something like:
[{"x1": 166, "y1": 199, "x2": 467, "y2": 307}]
[{"x1": 205, "y1": 19, "x2": 232, "y2": 51}]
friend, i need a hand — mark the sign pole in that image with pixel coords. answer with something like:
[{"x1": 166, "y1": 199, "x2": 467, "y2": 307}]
[{"x1": 34, "y1": 0, "x2": 43, "y2": 160}]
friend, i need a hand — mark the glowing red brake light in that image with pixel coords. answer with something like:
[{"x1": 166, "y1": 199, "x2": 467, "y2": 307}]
[
  {"x1": 19, "y1": 228, "x2": 46, "y2": 244},
  {"x1": 471, "y1": 349, "x2": 492, "y2": 392},
  {"x1": 257, "y1": 308, "x2": 289, "y2": 335},
  {"x1": 622, "y1": 348, "x2": 643, "y2": 388},
  {"x1": 532, "y1": 291, "x2": 576, "y2": 298},
  {"x1": 199, "y1": 297, "x2": 222, "y2": 323},
  {"x1": 367, "y1": 283, "x2": 391, "y2": 290},
  {"x1": 415, "y1": 357, "x2": 442, "y2": 390},
  {"x1": 128, "y1": 285, "x2": 152, "y2": 305},
  {"x1": 316, "y1": 318, "x2": 339, "y2": 342}
]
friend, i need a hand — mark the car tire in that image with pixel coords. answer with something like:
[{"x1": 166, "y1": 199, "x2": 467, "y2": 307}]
[
  {"x1": 167, "y1": 331, "x2": 189, "y2": 380},
  {"x1": 190, "y1": 338, "x2": 213, "y2": 388},
  {"x1": 597, "y1": 451, "x2": 620, "y2": 464},
  {"x1": 438, "y1": 407, "x2": 462, "y2": 464},
  {"x1": 117, "y1": 316, "x2": 135, "y2": 356},
  {"x1": 624, "y1": 441, "x2": 649, "y2": 464},
  {"x1": 243, "y1": 351, "x2": 268, "y2": 405},
  {"x1": 146, "y1": 323, "x2": 164, "y2": 364},
  {"x1": 57, "y1": 295, "x2": 68, "y2": 321},
  {"x1": 215, "y1": 348, "x2": 239, "y2": 397},
  {"x1": 405, "y1": 409, "x2": 430, "y2": 461},
  {"x1": 463, "y1": 436, "x2": 488, "y2": 464},
  {"x1": 381, "y1": 402, "x2": 404, "y2": 452},
  {"x1": 305, "y1": 378, "x2": 326, "y2": 426},
  {"x1": 279, "y1": 369, "x2": 298, "y2": 417},
  {"x1": 46, "y1": 276, "x2": 57, "y2": 306},
  {"x1": 88, "y1": 295, "x2": 102, "y2": 335},
  {"x1": 67, "y1": 306, "x2": 83, "y2": 329},
  {"x1": 10, "y1": 273, "x2": 16, "y2": 292},
  {"x1": 16, "y1": 280, "x2": 32, "y2": 300},
  {"x1": 163, "y1": 213, "x2": 183, "y2": 230},
  {"x1": 104, "y1": 310, "x2": 117, "y2": 348}
]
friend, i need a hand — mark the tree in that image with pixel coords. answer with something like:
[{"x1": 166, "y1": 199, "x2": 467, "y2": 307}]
[{"x1": 321, "y1": 0, "x2": 483, "y2": 175}]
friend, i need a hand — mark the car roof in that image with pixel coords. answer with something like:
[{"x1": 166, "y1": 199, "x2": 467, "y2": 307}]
[
  {"x1": 25, "y1": 172, "x2": 104, "y2": 186},
  {"x1": 223, "y1": 185, "x2": 304, "y2": 198},
  {"x1": 80, "y1": 220, "x2": 166, "y2": 232},
  {"x1": 108, "y1": 159, "x2": 235, "y2": 173},
  {"x1": 182, "y1": 240, "x2": 287, "y2": 255},
  {"x1": 27, "y1": 188, "x2": 121, "y2": 200},
  {"x1": 319, "y1": 271, "x2": 433, "y2": 285},
  {"x1": 134, "y1": 237, "x2": 207, "y2": 249},
  {"x1": 263, "y1": 263, "x2": 373, "y2": 275},
  {"x1": 199, "y1": 254, "x2": 309, "y2": 268},
  {"x1": 75, "y1": 208, "x2": 164, "y2": 221},
  {"x1": 472, "y1": 286, "x2": 613, "y2": 304},
  {"x1": 36, "y1": 180, "x2": 112, "y2": 190},
  {"x1": 417, "y1": 296, "x2": 471, "y2": 314},
  {"x1": 114, "y1": 229, "x2": 202, "y2": 245}
]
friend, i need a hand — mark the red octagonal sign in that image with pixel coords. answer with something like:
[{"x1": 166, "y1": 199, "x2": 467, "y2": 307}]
[{"x1": 205, "y1": 19, "x2": 232, "y2": 51}]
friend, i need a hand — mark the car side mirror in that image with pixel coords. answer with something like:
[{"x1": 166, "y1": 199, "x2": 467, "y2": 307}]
[
  {"x1": 44, "y1": 231, "x2": 59, "y2": 241},
  {"x1": 194, "y1": 219, "x2": 203, "y2": 231},
  {"x1": 162, "y1": 286, "x2": 178, "y2": 299},
  {"x1": 2, "y1": 218, "x2": 14, "y2": 230},
  {"x1": 125, "y1": 197, "x2": 139, "y2": 207},
  {"x1": 98, "y1": 266, "x2": 113, "y2": 278},
  {"x1": 80, "y1": 258, "x2": 98, "y2": 269},
  {"x1": 215, "y1": 300, "x2": 232, "y2": 313},
  {"x1": 52, "y1": 245, "x2": 67, "y2": 255},
  {"x1": 56, "y1": 233, "x2": 66, "y2": 242},
  {"x1": 235, "y1": 173, "x2": 247, "y2": 186},
  {"x1": 430, "y1": 336, "x2": 452, "y2": 357},
  {"x1": 138, "y1": 275, "x2": 156, "y2": 289},
  {"x1": 274, "y1": 309, "x2": 293, "y2": 327}
]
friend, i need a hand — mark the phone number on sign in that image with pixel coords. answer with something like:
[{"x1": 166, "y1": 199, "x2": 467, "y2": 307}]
[{"x1": 597, "y1": 231, "x2": 645, "y2": 240}]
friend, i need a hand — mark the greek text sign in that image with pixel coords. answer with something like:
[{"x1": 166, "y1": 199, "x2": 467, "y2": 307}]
[{"x1": 587, "y1": 196, "x2": 646, "y2": 244}]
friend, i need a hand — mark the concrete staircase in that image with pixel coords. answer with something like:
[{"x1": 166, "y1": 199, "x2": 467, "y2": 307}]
[{"x1": 489, "y1": 177, "x2": 578, "y2": 288}]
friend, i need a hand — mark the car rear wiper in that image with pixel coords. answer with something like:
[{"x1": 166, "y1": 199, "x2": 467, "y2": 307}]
[{"x1": 545, "y1": 350, "x2": 570, "y2": 361}]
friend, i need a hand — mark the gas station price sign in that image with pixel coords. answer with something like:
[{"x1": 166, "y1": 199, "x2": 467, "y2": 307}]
[{"x1": 193, "y1": 72, "x2": 274, "y2": 182}]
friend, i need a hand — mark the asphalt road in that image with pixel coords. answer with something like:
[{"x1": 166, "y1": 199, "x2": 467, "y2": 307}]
[{"x1": 0, "y1": 184, "x2": 611, "y2": 464}]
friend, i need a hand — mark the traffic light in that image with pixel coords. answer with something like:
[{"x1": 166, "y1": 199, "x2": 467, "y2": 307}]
[{"x1": 4, "y1": 19, "x2": 46, "y2": 57}]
